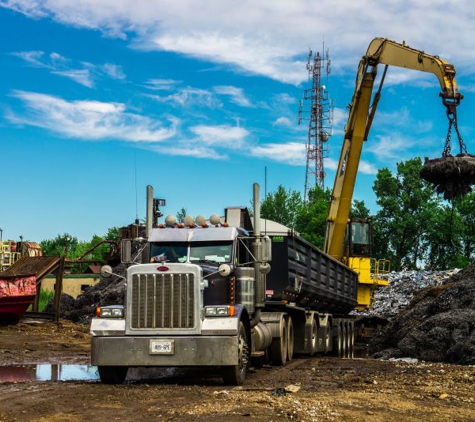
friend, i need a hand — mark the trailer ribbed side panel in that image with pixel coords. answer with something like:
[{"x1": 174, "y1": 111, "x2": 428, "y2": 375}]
[{"x1": 266, "y1": 233, "x2": 357, "y2": 315}]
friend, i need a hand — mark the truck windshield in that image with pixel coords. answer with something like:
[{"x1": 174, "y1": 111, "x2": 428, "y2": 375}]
[
  {"x1": 149, "y1": 241, "x2": 233, "y2": 264},
  {"x1": 189, "y1": 242, "x2": 232, "y2": 264},
  {"x1": 150, "y1": 242, "x2": 188, "y2": 263}
]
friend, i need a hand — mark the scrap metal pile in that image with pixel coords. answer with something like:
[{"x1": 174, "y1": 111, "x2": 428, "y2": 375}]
[
  {"x1": 420, "y1": 108, "x2": 475, "y2": 200},
  {"x1": 368, "y1": 264, "x2": 475, "y2": 364},
  {"x1": 420, "y1": 154, "x2": 475, "y2": 200}
]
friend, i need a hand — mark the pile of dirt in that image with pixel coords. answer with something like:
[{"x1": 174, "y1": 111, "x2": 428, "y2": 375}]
[
  {"x1": 369, "y1": 261, "x2": 475, "y2": 364},
  {"x1": 45, "y1": 264, "x2": 127, "y2": 324}
]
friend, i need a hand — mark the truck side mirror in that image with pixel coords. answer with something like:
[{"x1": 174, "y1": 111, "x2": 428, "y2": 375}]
[{"x1": 261, "y1": 236, "x2": 272, "y2": 262}]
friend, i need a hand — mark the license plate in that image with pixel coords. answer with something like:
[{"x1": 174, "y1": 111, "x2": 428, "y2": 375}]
[{"x1": 149, "y1": 339, "x2": 174, "y2": 355}]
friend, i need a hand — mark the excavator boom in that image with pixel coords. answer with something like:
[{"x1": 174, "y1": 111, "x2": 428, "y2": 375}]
[{"x1": 324, "y1": 37, "x2": 462, "y2": 262}]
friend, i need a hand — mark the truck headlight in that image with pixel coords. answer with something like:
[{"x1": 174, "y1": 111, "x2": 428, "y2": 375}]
[
  {"x1": 204, "y1": 305, "x2": 235, "y2": 317},
  {"x1": 96, "y1": 306, "x2": 124, "y2": 318}
]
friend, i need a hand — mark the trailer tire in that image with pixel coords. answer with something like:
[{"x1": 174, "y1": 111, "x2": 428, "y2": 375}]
[
  {"x1": 333, "y1": 323, "x2": 343, "y2": 358},
  {"x1": 286, "y1": 316, "x2": 294, "y2": 362},
  {"x1": 269, "y1": 318, "x2": 288, "y2": 366},
  {"x1": 348, "y1": 323, "x2": 355, "y2": 358},
  {"x1": 341, "y1": 324, "x2": 348, "y2": 358},
  {"x1": 323, "y1": 320, "x2": 332, "y2": 354},
  {"x1": 222, "y1": 320, "x2": 249, "y2": 386},
  {"x1": 309, "y1": 317, "x2": 318, "y2": 356},
  {"x1": 98, "y1": 366, "x2": 128, "y2": 384}
]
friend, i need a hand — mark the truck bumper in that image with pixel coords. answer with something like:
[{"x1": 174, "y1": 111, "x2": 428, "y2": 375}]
[{"x1": 91, "y1": 335, "x2": 238, "y2": 366}]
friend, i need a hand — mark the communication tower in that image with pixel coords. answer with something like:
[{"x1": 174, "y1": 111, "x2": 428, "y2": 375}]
[{"x1": 298, "y1": 47, "x2": 333, "y2": 200}]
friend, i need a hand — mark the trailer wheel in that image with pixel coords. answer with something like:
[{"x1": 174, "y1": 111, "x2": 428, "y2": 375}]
[
  {"x1": 333, "y1": 323, "x2": 343, "y2": 358},
  {"x1": 348, "y1": 323, "x2": 355, "y2": 358},
  {"x1": 323, "y1": 320, "x2": 331, "y2": 354},
  {"x1": 309, "y1": 317, "x2": 318, "y2": 356},
  {"x1": 286, "y1": 316, "x2": 294, "y2": 362},
  {"x1": 98, "y1": 366, "x2": 128, "y2": 384},
  {"x1": 269, "y1": 318, "x2": 288, "y2": 366},
  {"x1": 222, "y1": 320, "x2": 249, "y2": 385},
  {"x1": 342, "y1": 324, "x2": 348, "y2": 358}
]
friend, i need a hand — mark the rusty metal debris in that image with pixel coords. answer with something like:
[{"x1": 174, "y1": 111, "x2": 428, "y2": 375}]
[{"x1": 420, "y1": 154, "x2": 475, "y2": 200}]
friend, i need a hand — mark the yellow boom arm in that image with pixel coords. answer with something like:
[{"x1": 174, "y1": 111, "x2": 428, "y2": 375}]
[{"x1": 324, "y1": 37, "x2": 462, "y2": 261}]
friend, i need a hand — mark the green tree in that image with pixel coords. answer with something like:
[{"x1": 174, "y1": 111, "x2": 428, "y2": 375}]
[
  {"x1": 372, "y1": 158, "x2": 439, "y2": 270},
  {"x1": 350, "y1": 200, "x2": 370, "y2": 219},
  {"x1": 260, "y1": 185, "x2": 303, "y2": 229},
  {"x1": 176, "y1": 207, "x2": 187, "y2": 223},
  {"x1": 295, "y1": 186, "x2": 331, "y2": 248},
  {"x1": 40, "y1": 233, "x2": 79, "y2": 257},
  {"x1": 423, "y1": 203, "x2": 466, "y2": 269}
]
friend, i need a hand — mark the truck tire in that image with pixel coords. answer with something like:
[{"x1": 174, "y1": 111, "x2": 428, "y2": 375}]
[
  {"x1": 348, "y1": 323, "x2": 355, "y2": 358},
  {"x1": 269, "y1": 318, "x2": 288, "y2": 366},
  {"x1": 332, "y1": 323, "x2": 343, "y2": 358},
  {"x1": 98, "y1": 366, "x2": 128, "y2": 384},
  {"x1": 341, "y1": 324, "x2": 348, "y2": 358},
  {"x1": 309, "y1": 317, "x2": 318, "y2": 356},
  {"x1": 323, "y1": 320, "x2": 331, "y2": 354},
  {"x1": 222, "y1": 320, "x2": 249, "y2": 385},
  {"x1": 286, "y1": 316, "x2": 294, "y2": 362}
]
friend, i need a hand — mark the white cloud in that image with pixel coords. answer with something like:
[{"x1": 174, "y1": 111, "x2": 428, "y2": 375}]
[
  {"x1": 273, "y1": 116, "x2": 292, "y2": 126},
  {"x1": 213, "y1": 85, "x2": 252, "y2": 107},
  {"x1": 52, "y1": 69, "x2": 93, "y2": 88},
  {"x1": 151, "y1": 144, "x2": 228, "y2": 160},
  {"x1": 190, "y1": 124, "x2": 248, "y2": 148},
  {"x1": 4, "y1": 0, "x2": 475, "y2": 84},
  {"x1": 144, "y1": 78, "x2": 182, "y2": 91},
  {"x1": 7, "y1": 90, "x2": 177, "y2": 142},
  {"x1": 148, "y1": 87, "x2": 220, "y2": 108},
  {"x1": 99, "y1": 63, "x2": 126, "y2": 80},
  {"x1": 249, "y1": 142, "x2": 306, "y2": 166},
  {"x1": 12, "y1": 49, "x2": 126, "y2": 87}
]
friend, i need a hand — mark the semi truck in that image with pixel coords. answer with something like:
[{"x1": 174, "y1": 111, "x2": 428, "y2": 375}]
[
  {"x1": 91, "y1": 37, "x2": 465, "y2": 384},
  {"x1": 91, "y1": 183, "x2": 357, "y2": 384}
]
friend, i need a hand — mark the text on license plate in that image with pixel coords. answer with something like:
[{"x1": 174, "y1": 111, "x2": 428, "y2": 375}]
[{"x1": 149, "y1": 339, "x2": 174, "y2": 355}]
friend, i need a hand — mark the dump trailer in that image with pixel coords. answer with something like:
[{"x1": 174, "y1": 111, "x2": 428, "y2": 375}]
[{"x1": 91, "y1": 183, "x2": 357, "y2": 385}]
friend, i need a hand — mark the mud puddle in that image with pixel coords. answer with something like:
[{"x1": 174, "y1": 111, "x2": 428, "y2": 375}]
[{"x1": 0, "y1": 364, "x2": 99, "y2": 382}]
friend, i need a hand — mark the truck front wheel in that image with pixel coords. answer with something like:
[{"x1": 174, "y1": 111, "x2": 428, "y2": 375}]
[
  {"x1": 222, "y1": 321, "x2": 249, "y2": 385},
  {"x1": 98, "y1": 366, "x2": 128, "y2": 384}
]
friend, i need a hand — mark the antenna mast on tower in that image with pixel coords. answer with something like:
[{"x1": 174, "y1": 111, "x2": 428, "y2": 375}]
[{"x1": 298, "y1": 46, "x2": 333, "y2": 200}]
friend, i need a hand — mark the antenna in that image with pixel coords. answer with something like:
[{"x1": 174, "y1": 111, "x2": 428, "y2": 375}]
[
  {"x1": 134, "y1": 152, "x2": 138, "y2": 221},
  {"x1": 298, "y1": 44, "x2": 333, "y2": 200}
]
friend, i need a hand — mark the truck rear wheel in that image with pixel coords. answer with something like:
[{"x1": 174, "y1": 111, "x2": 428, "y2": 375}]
[
  {"x1": 333, "y1": 323, "x2": 343, "y2": 358},
  {"x1": 269, "y1": 318, "x2": 288, "y2": 366},
  {"x1": 222, "y1": 320, "x2": 249, "y2": 385},
  {"x1": 323, "y1": 320, "x2": 331, "y2": 354},
  {"x1": 309, "y1": 317, "x2": 318, "y2": 356},
  {"x1": 286, "y1": 316, "x2": 294, "y2": 362},
  {"x1": 98, "y1": 366, "x2": 128, "y2": 384}
]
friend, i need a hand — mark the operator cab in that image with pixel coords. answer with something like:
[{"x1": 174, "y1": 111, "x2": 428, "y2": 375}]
[{"x1": 346, "y1": 218, "x2": 372, "y2": 258}]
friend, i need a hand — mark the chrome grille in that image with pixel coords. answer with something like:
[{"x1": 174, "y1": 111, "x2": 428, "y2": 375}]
[{"x1": 130, "y1": 272, "x2": 195, "y2": 329}]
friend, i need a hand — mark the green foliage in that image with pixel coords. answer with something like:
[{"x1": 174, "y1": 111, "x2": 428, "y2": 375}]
[
  {"x1": 40, "y1": 227, "x2": 121, "y2": 274},
  {"x1": 38, "y1": 289, "x2": 54, "y2": 311},
  {"x1": 176, "y1": 207, "x2": 187, "y2": 223},
  {"x1": 372, "y1": 158, "x2": 437, "y2": 270},
  {"x1": 260, "y1": 185, "x2": 303, "y2": 229},
  {"x1": 295, "y1": 186, "x2": 331, "y2": 248}
]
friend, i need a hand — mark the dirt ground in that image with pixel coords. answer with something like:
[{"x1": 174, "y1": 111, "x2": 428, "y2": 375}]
[{"x1": 0, "y1": 320, "x2": 474, "y2": 422}]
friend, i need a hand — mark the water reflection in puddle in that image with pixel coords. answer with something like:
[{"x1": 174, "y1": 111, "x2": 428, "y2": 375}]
[{"x1": 0, "y1": 364, "x2": 99, "y2": 382}]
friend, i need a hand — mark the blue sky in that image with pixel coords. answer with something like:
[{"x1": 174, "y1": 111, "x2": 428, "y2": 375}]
[{"x1": 1, "y1": 0, "x2": 475, "y2": 242}]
